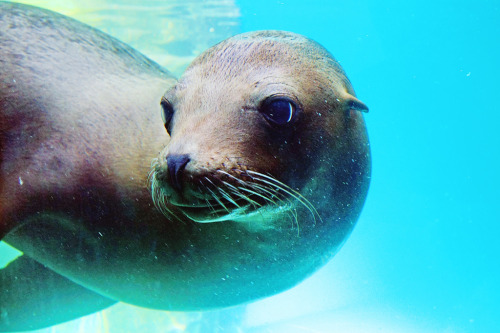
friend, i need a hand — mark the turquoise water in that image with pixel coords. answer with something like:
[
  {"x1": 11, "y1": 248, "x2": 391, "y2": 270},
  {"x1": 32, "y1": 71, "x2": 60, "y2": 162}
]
[{"x1": 1, "y1": 0, "x2": 499, "y2": 332}]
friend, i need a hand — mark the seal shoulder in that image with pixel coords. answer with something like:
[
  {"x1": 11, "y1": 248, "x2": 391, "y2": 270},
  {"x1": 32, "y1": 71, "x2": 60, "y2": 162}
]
[
  {"x1": 0, "y1": 2, "x2": 170, "y2": 77},
  {"x1": 0, "y1": 2, "x2": 174, "y2": 238}
]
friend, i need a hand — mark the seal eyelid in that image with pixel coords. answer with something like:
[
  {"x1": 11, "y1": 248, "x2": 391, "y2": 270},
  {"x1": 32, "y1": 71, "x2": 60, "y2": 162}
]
[{"x1": 160, "y1": 98, "x2": 175, "y2": 134}]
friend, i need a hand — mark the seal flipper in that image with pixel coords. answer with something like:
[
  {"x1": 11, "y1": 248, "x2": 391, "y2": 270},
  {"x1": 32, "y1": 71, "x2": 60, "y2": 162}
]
[{"x1": 0, "y1": 256, "x2": 116, "y2": 332}]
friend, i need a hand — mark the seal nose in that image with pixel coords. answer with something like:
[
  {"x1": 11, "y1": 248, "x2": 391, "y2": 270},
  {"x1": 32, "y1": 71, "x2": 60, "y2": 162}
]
[{"x1": 166, "y1": 154, "x2": 191, "y2": 192}]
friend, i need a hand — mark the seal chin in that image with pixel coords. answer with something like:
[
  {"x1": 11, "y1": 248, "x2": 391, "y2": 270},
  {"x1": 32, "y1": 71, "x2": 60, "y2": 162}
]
[{"x1": 179, "y1": 202, "x2": 295, "y2": 225}]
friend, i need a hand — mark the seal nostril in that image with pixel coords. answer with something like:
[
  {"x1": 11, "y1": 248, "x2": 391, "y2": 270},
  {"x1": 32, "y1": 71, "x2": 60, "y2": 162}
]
[{"x1": 166, "y1": 154, "x2": 191, "y2": 192}]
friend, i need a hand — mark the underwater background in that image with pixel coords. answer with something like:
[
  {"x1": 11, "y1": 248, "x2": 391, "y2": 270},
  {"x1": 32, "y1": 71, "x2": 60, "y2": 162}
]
[{"x1": 0, "y1": 0, "x2": 499, "y2": 332}]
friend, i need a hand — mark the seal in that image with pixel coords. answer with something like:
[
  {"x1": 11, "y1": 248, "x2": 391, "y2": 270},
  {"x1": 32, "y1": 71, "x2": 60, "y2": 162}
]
[{"x1": 0, "y1": 3, "x2": 371, "y2": 331}]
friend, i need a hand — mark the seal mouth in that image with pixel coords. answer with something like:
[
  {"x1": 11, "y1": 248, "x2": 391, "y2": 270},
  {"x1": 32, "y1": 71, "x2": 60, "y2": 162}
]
[
  {"x1": 177, "y1": 202, "x2": 294, "y2": 224},
  {"x1": 149, "y1": 163, "x2": 321, "y2": 229}
]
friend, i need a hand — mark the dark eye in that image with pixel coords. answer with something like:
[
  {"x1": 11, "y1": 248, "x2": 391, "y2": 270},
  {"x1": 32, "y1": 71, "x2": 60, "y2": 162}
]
[
  {"x1": 160, "y1": 98, "x2": 174, "y2": 134},
  {"x1": 260, "y1": 97, "x2": 297, "y2": 126}
]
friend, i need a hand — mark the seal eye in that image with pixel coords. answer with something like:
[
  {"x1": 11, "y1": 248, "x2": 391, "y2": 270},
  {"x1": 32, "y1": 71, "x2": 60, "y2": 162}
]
[
  {"x1": 160, "y1": 98, "x2": 174, "y2": 134},
  {"x1": 260, "y1": 97, "x2": 297, "y2": 126}
]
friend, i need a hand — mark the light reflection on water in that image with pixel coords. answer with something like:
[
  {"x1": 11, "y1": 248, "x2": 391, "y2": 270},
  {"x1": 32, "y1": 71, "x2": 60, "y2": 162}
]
[
  {"x1": 31, "y1": 303, "x2": 245, "y2": 333},
  {"x1": 13, "y1": 0, "x2": 240, "y2": 75}
]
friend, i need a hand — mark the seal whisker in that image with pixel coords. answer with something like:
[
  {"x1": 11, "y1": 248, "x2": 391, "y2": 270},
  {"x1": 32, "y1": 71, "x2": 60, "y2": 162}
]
[
  {"x1": 238, "y1": 186, "x2": 279, "y2": 206},
  {"x1": 248, "y1": 171, "x2": 316, "y2": 205},
  {"x1": 147, "y1": 166, "x2": 186, "y2": 224},
  {"x1": 219, "y1": 170, "x2": 305, "y2": 231},
  {"x1": 249, "y1": 183, "x2": 297, "y2": 228},
  {"x1": 247, "y1": 183, "x2": 289, "y2": 205},
  {"x1": 221, "y1": 180, "x2": 261, "y2": 209},
  {"x1": 204, "y1": 198, "x2": 217, "y2": 213},
  {"x1": 240, "y1": 179, "x2": 300, "y2": 230},
  {"x1": 217, "y1": 170, "x2": 249, "y2": 186},
  {"x1": 221, "y1": 180, "x2": 241, "y2": 193},
  {"x1": 224, "y1": 185, "x2": 262, "y2": 209},
  {"x1": 147, "y1": 159, "x2": 158, "y2": 184},
  {"x1": 217, "y1": 187, "x2": 241, "y2": 208},
  {"x1": 218, "y1": 169, "x2": 282, "y2": 207},
  {"x1": 231, "y1": 190, "x2": 262, "y2": 208},
  {"x1": 248, "y1": 171, "x2": 321, "y2": 225},
  {"x1": 157, "y1": 191, "x2": 184, "y2": 223},
  {"x1": 290, "y1": 207, "x2": 300, "y2": 236},
  {"x1": 220, "y1": 181, "x2": 254, "y2": 207},
  {"x1": 247, "y1": 179, "x2": 301, "y2": 232},
  {"x1": 262, "y1": 180, "x2": 317, "y2": 225},
  {"x1": 204, "y1": 177, "x2": 230, "y2": 213}
]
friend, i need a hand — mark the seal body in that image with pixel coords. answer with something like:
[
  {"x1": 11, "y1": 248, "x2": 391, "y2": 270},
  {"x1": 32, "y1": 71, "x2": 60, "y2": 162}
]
[
  {"x1": 148, "y1": 30, "x2": 371, "y2": 308},
  {"x1": 0, "y1": 3, "x2": 172, "y2": 329},
  {"x1": 0, "y1": 2, "x2": 370, "y2": 331}
]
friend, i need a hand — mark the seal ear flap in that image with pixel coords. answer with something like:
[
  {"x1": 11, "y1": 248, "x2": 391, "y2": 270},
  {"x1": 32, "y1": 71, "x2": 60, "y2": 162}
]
[{"x1": 343, "y1": 94, "x2": 369, "y2": 113}]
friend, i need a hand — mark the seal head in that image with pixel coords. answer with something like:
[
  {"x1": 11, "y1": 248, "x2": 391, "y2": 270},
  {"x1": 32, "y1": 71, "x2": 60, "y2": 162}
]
[{"x1": 150, "y1": 31, "x2": 370, "y2": 237}]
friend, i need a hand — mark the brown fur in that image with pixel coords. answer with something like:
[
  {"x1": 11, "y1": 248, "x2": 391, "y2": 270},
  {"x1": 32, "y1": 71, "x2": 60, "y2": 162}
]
[{"x1": 0, "y1": 3, "x2": 174, "y2": 238}]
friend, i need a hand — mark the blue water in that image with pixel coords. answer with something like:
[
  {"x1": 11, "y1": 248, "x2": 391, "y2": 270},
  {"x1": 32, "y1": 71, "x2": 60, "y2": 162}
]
[
  {"x1": 239, "y1": 0, "x2": 500, "y2": 331},
  {"x1": 2, "y1": 0, "x2": 500, "y2": 332},
  {"x1": 240, "y1": 2, "x2": 500, "y2": 330}
]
